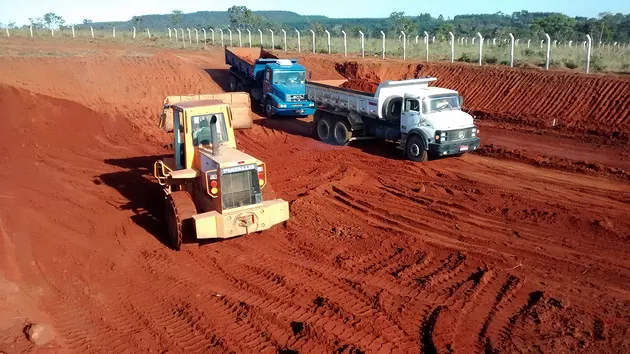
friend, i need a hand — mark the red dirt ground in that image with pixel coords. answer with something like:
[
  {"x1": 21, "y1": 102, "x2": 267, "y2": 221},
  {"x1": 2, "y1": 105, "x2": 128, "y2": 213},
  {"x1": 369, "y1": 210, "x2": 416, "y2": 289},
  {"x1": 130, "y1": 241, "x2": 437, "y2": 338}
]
[{"x1": 1, "y1": 39, "x2": 630, "y2": 353}]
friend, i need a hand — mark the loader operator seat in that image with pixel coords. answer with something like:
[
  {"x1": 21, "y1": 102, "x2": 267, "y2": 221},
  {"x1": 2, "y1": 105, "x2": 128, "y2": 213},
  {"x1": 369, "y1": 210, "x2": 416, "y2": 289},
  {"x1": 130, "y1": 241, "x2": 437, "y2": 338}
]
[{"x1": 194, "y1": 119, "x2": 212, "y2": 146}]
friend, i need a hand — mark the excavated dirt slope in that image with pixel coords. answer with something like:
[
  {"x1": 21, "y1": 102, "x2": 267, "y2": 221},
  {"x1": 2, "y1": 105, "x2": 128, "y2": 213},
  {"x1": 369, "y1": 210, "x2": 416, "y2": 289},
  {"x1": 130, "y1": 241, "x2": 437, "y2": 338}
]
[{"x1": 1, "y1": 40, "x2": 630, "y2": 353}]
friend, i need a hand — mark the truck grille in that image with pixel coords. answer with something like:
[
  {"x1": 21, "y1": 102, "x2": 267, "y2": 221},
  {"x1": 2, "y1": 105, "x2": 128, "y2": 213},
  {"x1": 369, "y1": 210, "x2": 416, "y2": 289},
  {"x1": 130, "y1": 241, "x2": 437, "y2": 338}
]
[
  {"x1": 221, "y1": 164, "x2": 262, "y2": 210},
  {"x1": 447, "y1": 128, "x2": 472, "y2": 141}
]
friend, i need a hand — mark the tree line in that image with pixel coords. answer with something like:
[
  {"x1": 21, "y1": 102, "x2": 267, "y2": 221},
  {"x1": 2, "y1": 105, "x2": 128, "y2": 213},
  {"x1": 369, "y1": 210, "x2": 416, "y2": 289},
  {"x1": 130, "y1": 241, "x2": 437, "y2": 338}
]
[{"x1": 5, "y1": 7, "x2": 629, "y2": 44}]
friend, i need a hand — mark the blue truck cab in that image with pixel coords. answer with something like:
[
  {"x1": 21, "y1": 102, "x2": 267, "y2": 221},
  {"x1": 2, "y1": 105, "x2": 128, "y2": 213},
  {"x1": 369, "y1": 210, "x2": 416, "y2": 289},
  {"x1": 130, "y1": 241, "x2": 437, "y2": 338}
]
[{"x1": 225, "y1": 47, "x2": 316, "y2": 118}]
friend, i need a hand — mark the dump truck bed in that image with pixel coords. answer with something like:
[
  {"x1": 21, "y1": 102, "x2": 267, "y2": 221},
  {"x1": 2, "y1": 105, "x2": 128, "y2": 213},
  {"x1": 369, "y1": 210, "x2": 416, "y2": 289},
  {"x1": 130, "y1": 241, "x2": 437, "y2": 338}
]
[
  {"x1": 305, "y1": 77, "x2": 443, "y2": 120},
  {"x1": 225, "y1": 47, "x2": 284, "y2": 81}
]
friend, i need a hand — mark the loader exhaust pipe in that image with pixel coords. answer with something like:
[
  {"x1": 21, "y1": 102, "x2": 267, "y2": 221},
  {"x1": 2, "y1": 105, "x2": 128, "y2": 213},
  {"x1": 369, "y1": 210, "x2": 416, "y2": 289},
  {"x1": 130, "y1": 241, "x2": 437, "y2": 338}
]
[{"x1": 210, "y1": 115, "x2": 219, "y2": 156}]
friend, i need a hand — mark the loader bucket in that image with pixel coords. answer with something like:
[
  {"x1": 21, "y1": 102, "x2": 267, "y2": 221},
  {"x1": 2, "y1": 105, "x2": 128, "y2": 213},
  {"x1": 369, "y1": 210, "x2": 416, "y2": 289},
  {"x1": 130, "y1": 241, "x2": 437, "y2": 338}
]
[{"x1": 161, "y1": 92, "x2": 253, "y2": 132}]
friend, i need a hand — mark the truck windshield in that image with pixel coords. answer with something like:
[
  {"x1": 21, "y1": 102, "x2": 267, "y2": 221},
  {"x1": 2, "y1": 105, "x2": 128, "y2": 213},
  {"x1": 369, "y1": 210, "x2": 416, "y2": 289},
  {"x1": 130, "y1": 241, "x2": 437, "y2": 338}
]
[
  {"x1": 422, "y1": 94, "x2": 461, "y2": 114},
  {"x1": 191, "y1": 113, "x2": 228, "y2": 146},
  {"x1": 273, "y1": 71, "x2": 306, "y2": 85}
]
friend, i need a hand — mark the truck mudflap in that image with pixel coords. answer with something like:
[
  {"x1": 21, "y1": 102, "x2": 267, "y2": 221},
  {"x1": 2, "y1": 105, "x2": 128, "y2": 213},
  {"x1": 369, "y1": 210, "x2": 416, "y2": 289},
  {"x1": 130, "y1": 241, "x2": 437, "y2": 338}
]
[
  {"x1": 429, "y1": 138, "x2": 481, "y2": 156},
  {"x1": 192, "y1": 199, "x2": 289, "y2": 239}
]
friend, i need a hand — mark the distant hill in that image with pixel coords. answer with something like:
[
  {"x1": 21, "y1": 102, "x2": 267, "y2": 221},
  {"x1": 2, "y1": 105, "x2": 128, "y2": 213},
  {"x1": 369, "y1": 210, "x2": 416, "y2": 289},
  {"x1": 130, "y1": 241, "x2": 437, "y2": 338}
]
[{"x1": 89, "y1": 10, "x2": 329, "y2": 30}]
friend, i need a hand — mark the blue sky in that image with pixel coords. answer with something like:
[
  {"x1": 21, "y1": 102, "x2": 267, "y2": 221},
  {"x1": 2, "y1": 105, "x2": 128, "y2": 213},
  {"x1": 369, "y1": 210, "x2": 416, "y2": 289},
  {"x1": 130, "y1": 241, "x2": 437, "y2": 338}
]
[{"x1": 1, "y1": 0, "x2": 628, "y2": 26}]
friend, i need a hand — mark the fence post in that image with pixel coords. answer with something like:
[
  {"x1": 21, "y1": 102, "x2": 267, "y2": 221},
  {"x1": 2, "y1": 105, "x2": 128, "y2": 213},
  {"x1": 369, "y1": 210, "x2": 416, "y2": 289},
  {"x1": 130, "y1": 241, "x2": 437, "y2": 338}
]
[
  {"x1": 281, "y1": 29, "x2": 286, "y2": 52},
  {"x1": 516, "y1": 38, "x2": 519, "y2": 47},
  {"x1": 194, "y1": 29, "x2": 198, "y2": 44},
  {"x1": 72, "y1": 25, "x2": 75, "y2": 38},
  {"x1": 509, "y1": 33, "x2": 514, "y2": 67},
  {"x1": 247, "y1": 29, "x2": 251, "y2": 48},
  {"x1": 227, "y1": 29, "x2": 232, "y2": 46},
  {"x1": 381, "y1": 31, "x2": 385, "y2": 59},
  {"x1": 269, "y1": 29, "x2": 274, "y2": 49},
  {"x1": 180, "y1": 28, "x2": 185, "y2": 48},
  {"x1": 187, "y1": 28, "x2": 191, "y2": 44},
  {"x1": 168, "y1": 28, "x2": 172, "y2": 41},
  {"x1": 342, "y1": 30, "x2": 347, "y2": 56},
  {"x1": 5, "y1": 27, "x2": 9, "y2": 38},
  {"x1": 30, "y1": 25, "x2": 33, "y2": 37},
  {"x1": 492, "y1": 38, "x2": 496, "y2": 46},
  {"x1": 540, "y1": 40, "x2": 544, "y2": 49},
  {"x1": 112, "y1": 27, "x2": 115, "y2": 38},
  {"x1": 568, "y1": 40, "x2": 572, "y2": 48},
  {"x1": 310, "y1": 30, "x2": 315, "y2": 53},
  {"x1": 219, "y1": 29, "x2": 224, "y2": 46},
  {"x1": 237, "y1": 29, "x2": 242, "y2": 47},
  {"x1": 325, "y1": 30, "x2": 330, "y2": 54},
  {"x1": 401, "y1": 31, "x2": 406, "y2": 60},
  {"x1": 258, "y1": 29, "x2": 262, "y2": 47},
  {"x1": 210, "y1": 28, "x2": 215, "y2": 45},
  {"x1": 545, "y1": 34, "x2": 551, "y2": 70},
  {"x1": 527, "y1": 39, "x2": 530, "y2": 48},
  {"x1": 295, "y1": 29, "x2": 300, "y2": 52},
  {"x1": 133, "y1": 26, "x2": 136, "y2": 39},
  {"x1": 202, "y1": 28, "x2": 206, "y2": 44},
  {"x1": 148, "y1": 28, "x2": 151, "y2": 39},
  {"x1": 359, "y1": 31, "x2": 365, "y2": 57},
  {"x1": 553, "y1": 40, "x2": 557, "y2": 48},
  {"x1": 174, "y1": 28, "x2": 178, "y2": 41},
  {"x1": 586, "y1": 34, "x2": 592, "y2": 74},
  {"x1": 477, "y1": 33, "x2": 483, "y2": 66},
  {"x1": 449, "y1": 31, "x2": 454, "y2": 63},
  {"x1": 424, "y1": 31, "x2": 429, "y2": 61}
]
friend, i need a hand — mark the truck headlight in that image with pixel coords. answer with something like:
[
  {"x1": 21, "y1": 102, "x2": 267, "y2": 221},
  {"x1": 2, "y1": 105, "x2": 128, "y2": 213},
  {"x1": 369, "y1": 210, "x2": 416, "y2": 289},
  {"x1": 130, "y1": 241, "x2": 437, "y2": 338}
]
[{"x1": 278, "y1": 103, "x2": 286, "y2": 108}]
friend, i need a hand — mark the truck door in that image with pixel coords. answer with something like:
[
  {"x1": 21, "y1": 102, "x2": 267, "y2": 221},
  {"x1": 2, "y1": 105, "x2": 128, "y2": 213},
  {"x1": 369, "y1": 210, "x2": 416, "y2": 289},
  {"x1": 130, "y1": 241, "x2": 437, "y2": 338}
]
[
  {"x1": 400, "y1": 98, "x2": 421, "y2": 134},
  {"x1": 263, "y1": 68, "x2": 272, "y2": 95}
]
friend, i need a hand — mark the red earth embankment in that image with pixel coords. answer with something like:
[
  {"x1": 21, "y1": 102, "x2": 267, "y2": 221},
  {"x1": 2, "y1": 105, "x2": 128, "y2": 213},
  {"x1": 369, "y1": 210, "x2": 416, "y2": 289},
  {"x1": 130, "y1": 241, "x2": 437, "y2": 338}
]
[
  {"x1": 297, "y1": 55, "x2": 630, "y2": 138},
  {"x1": 0, "y1": 51, "x2": 222, "y2": 140}
]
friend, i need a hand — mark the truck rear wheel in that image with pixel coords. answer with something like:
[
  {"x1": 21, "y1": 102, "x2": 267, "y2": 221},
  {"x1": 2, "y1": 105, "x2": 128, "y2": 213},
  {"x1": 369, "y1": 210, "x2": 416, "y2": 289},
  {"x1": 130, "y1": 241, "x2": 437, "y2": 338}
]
[
  {"x1": 316, "y1": 117, "x2": 332, "y2": 142},
  {"x1": 332, "y1": 120, "x2": 352, "y2": 145},
  {"x1": 165, "y1": 191, "x2": 197, "y2": 251},
  {"x1": 405, "y1": 135, "x2": 428, "y2": 162},
  {"x1": 228, "y1": 76, "x2": 237, "y2": 92}
]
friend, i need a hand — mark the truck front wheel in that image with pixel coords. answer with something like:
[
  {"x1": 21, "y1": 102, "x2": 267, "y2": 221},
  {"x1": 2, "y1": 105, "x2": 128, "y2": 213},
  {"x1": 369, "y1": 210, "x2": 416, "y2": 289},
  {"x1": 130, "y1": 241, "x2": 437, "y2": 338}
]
[
  {"x1": 405, "y1": 135, "x2": 428, "y2": 162},
  {"x1": 316, "y1": 117, "x2": 332, "y2": 142},
  {"x1": 332, "y1": 120, "x2": 352, "y2": 145},
  {"x1": 264, "y1": 98, "x2": 275, "y2": 118}
]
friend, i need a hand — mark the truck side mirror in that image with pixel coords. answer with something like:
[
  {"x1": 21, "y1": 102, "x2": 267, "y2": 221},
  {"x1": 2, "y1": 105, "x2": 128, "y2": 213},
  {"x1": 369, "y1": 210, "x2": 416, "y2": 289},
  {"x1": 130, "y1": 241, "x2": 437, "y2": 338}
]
[{"x1": 308, "y1": 70, "x2": 313, "y2": 80}]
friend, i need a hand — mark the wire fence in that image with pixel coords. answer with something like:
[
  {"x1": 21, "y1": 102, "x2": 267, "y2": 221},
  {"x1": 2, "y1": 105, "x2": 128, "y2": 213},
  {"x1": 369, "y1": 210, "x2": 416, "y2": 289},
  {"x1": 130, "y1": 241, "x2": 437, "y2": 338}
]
[{"x1": 3, "y1": 25, "x2": 630, "y2": 74}]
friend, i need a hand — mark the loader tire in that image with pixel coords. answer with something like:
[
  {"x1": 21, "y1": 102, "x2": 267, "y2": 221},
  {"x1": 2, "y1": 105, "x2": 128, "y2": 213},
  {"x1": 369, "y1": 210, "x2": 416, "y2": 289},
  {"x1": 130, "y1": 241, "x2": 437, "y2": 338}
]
[{"x1": 165, "y1": 191, "x2": 197, "y2": 251}]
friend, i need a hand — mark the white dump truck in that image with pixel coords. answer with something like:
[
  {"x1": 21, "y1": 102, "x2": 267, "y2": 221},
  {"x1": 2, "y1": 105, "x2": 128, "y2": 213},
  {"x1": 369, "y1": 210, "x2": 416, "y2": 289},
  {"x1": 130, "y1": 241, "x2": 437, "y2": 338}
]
[{"x1": 305, "y1": 77, "x2": 480, "y2": 162}]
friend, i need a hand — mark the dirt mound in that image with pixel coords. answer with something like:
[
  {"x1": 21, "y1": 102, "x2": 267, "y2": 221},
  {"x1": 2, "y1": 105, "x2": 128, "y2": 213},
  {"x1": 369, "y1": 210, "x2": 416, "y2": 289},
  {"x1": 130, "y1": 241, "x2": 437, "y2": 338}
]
[
  {"x1": 0, "y1": 51, "x2": 221, "y2": 139},
  {"x1": 299, "y1": 57, "x2": 630, "y2": 135}
]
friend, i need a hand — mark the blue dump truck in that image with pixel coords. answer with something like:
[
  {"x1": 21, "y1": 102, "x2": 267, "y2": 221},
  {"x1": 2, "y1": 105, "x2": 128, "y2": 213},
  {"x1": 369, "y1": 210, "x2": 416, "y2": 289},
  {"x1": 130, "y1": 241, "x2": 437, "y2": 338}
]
[{"x1": 224, "y1": 47, "x2": 316, "y2": 118}]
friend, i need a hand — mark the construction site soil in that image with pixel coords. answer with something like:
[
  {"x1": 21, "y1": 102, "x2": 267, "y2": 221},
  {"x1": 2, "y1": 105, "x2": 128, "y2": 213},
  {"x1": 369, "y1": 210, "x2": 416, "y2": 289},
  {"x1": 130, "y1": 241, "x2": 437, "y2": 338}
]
[{"x1": 1, "y1": 39, "x2": 630, "y2": 353}]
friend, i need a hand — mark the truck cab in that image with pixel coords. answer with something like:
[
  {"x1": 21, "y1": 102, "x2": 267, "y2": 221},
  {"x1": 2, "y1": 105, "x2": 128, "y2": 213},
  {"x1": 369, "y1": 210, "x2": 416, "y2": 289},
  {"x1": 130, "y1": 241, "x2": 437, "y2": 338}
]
[
  {"x1": 260, "y1": 60, "x2": 315, "y2": 118},
  {"x1": 400, "y1": 88, "x2": 479, "y2": 159},
  {"x1": 225, "y1": 47, "x2": 316, "y2": 118}
]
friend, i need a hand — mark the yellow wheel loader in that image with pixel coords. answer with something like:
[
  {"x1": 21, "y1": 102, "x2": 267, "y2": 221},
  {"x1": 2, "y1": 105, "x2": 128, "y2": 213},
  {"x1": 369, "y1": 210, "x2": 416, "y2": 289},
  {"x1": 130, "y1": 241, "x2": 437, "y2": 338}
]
[{"x1": 154, "y1": 92, "x2": 289, "y2": 250}]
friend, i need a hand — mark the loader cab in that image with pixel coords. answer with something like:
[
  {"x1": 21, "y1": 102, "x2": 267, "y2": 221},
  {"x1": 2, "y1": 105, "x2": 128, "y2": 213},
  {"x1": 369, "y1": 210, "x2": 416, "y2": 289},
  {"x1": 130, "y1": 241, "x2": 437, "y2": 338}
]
[{"x1": 170, "y1": 100, "x2": 237, "y2": 170}]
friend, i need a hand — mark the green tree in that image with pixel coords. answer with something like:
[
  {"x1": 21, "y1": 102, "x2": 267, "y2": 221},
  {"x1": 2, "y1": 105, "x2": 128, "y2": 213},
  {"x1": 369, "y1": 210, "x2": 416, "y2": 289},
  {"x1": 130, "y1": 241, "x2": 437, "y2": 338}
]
[
  {"x1": 228, "y1": 5, "x2": 253, "y2": 29},
  {"x1": 82, "y1": 19, "x2": 93, "y2": 25},
  {"x1": 532, "y1": 14, "x2": 576, "y2": 40},
  {"x1": 171, "y1": 10, "x2": 183, "y2": 26},
  {"x1": 43, "y1": 13, "x2": 65, "y2": 29},
  {"x1": 388, "y1": 11, "x2": 415, "y2": 36}
]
